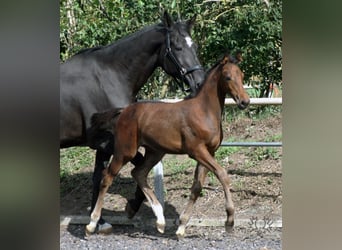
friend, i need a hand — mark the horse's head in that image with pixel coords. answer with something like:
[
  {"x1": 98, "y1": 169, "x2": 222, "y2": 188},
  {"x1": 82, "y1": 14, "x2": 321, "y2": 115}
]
[
  {"x1": 220, "y1": 53, "x2": 250, "y2": 110},
  {"x1": 159, "y1": 11, "x2": 205, "y2": 96}
]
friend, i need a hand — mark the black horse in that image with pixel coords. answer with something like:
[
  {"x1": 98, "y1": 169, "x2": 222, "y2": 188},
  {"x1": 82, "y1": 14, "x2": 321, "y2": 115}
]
[{"x1": 60, "y1": 11, "x2": 204, "y2": 233}]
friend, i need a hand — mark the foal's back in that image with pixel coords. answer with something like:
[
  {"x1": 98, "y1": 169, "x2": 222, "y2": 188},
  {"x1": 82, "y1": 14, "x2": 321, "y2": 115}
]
[{"x1": 115, "y1": 95, "x2": 221, "y2": 155}]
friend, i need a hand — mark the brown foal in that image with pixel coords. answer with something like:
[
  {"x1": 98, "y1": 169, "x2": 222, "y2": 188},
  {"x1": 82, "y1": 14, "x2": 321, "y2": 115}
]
[{"x1": 86, "y1": 53, "x2": 250, "y2": 237}]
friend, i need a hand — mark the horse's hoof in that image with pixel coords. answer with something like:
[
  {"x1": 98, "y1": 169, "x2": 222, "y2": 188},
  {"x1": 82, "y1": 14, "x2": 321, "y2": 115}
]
[
  {"x1": 225, "y1": 220, "x2": 234, "y2": 233},
  {"x1": 125, "y1": 202, "x2": 138, "y2": 219},
  {"x1": 156, "y1": 222, "x2": 165, "y2": 234},
  {"x1": 175, "y1": 226, "x2": 186, "y2": 239},
  {"x1": 97, "y1": 222, "x2": 113, "y2": 234}
]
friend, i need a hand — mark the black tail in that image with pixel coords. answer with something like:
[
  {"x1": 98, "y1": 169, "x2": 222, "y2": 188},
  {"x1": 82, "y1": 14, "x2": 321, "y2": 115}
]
[{"x1": 91, "y1": 108, "x2": 124, "y2": 131}]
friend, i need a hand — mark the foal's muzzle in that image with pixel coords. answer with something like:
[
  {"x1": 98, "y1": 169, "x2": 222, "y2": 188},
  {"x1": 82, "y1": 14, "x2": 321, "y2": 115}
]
[{"x1": 237, "y1": 99, "x2": 250, "y2": 110}]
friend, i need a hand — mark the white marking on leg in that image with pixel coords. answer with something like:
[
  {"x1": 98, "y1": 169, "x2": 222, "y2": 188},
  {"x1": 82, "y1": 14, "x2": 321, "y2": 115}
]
[
  {"x1": 86, "y1": 220, "x2": 97, "y2": 233},
  {"x1": 176, "y1": 225, "x2": 186, "y2": 237},
  {"x1": 185, "y1": 36, "x2": 193, "y2": 48},
  {"x1": 152, "y1": 203, "x2": 165, "y2": 225}
]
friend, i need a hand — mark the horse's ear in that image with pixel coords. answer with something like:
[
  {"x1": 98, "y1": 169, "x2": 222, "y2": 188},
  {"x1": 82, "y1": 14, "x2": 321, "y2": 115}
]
[
  {"x1": 186, "y1": 14, "x2": 197, "y2": 32},
  {"x1": 162, "y1": 10, "x2": 174, "y2": 28},
  {"x1": 235, "y1": 51, "x2": 243, "y2": 64}
]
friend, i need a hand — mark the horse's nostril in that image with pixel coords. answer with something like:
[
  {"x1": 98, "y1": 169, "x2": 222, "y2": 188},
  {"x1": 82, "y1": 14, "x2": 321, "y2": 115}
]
[
  {"x1": 242, "y1": 99, "x2": 250, "y2": 106},
  {"x1": 238, "y1": 99, "x2": 250, "y2": 110}
]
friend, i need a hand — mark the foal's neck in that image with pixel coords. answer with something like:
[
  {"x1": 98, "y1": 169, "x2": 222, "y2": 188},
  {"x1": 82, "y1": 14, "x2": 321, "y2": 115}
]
[{"x1": 196, "y1": 65, "x2": 226, "y2": 118}]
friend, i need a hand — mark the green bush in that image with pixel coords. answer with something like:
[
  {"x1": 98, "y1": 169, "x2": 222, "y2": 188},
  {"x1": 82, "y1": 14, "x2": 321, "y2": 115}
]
[{"x1": 60, "y1": 0, "x2": 282, "y2": 98}]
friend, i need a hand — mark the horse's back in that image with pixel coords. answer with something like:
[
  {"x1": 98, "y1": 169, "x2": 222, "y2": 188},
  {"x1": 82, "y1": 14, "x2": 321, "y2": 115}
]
[{"x1": 60, "y1": 50, "x2": 127, "y2": 147}]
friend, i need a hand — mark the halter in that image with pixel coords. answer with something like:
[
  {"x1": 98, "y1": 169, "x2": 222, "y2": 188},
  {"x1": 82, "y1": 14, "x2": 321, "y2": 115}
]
[{"x1": 164, "y1": 30, "x2": 203, "y2": 92}]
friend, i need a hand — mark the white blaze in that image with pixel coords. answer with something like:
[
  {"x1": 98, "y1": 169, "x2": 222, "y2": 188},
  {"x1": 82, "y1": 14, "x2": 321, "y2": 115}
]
[{"x1": 185, "y1": 36, "x2": 193, "y2": 48}]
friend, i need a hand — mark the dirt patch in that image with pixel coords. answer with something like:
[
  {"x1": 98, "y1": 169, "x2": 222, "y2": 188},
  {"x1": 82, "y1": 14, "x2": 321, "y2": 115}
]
[{"x1": 60, "y1": 113, "x2": 282, "y2": 225}]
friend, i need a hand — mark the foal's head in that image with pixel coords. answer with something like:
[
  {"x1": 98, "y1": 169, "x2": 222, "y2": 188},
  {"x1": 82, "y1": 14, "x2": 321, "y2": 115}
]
[{"x1": 219, "y1": 53, "x2": 250, "y2": 109}]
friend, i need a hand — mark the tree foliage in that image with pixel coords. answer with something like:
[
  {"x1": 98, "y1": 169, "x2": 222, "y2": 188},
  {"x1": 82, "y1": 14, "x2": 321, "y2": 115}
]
[{"x1": 60, "y1": 0, "x2": 282, "y2": 98}]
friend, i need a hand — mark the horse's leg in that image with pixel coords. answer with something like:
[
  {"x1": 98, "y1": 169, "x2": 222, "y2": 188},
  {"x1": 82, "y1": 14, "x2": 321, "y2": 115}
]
[
  {"x1": 131, "y1": 149, "x2": 166, "y2": 233},
  {"x1": 90, "y1": 150, "x2": 112, "y2": 234},
  {"x1": 176, "y1": 163, "x2": 208, "y2": 238},
  {"x1": 126, "y1": 152, "x2": 146, "y2": 219},
  {"x1": 86, "y1": 155, "x2": 126, "y2": 235},
  {"x1": 192, "y1": 146, "x2": 235, "y2": 233}
]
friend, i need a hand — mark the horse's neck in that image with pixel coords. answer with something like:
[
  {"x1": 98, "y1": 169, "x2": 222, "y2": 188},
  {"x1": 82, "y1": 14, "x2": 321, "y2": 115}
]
[{"x1": 104, "y1": 26, "x2": 163, "y2": 95}]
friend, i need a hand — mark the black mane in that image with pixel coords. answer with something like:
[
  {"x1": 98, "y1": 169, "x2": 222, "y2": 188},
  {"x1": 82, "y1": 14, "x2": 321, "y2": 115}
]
[
  {"x1": 74, "y1": 23, "x2": 162, "y2": 56},
  {"x1": 75, "y1": 46, "x2": 103, "y2": 55}
]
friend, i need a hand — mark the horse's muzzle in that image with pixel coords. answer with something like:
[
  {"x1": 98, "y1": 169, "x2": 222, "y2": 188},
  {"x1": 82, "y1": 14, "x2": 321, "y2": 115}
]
[{"x1": 238, "y1": 99, "x2": 250, "y2": 110}]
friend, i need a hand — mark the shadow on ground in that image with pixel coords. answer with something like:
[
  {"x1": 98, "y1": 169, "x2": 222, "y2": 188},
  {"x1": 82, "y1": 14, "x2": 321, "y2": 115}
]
[{"x1": 61, "y1": 170, "x2": 180, "y2": 239}]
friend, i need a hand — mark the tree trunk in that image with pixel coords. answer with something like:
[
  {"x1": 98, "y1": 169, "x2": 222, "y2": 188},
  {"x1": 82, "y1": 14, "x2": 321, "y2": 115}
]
[{"x1": 66, "y1": 0, "x2": 77, "y2": 51}]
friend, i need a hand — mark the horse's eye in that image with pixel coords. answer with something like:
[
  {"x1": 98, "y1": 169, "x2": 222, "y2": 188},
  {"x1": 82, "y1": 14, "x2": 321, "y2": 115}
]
[
  {"x1": 175, "y1": 46, "x2": 182, "y2": 51},
  {"x1": 225, "y1": 76, "x2": 231, "y2": 81}
]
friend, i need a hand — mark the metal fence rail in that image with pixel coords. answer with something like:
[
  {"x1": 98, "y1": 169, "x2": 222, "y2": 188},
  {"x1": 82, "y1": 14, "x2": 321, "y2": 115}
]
[{"x1": 221, "y1": 141, "x2": 282, "y2": 147}]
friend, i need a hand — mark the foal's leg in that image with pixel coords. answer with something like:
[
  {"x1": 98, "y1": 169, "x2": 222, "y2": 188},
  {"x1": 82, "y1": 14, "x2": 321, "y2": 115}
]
[
  {"x1": 131, "y1": 149, "x2": 166, "y2": 233},
  {"x1": 86, "y1": 156, "x2": 127, "y2": 235},
  {"x1": 91, "y1": 150, "x2": 145, "y2": 232},
  {"x1": 192, "y1": 146, "x2": 235, "y2": 233},
  {"x1": 176, "y1": 163, "x2": 208, "y2": 238}
]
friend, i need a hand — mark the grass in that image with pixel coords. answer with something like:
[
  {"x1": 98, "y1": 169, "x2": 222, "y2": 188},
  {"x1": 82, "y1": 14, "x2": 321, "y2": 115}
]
[
  {"x1": 162, "y1": 156, "x2": 196, "y2": 176},
  {"x1": 60, "y1": 147, "x2": 95, "y2": 171},
  {"x1": 60, "y1": 147, "x2": 95, "y2": 195},
  {"x1": 215, "y1": 146, "x2": 240, "y2": 162},
  {"x1": 265, "y1": 133, "x2": 282, "y2": 142}
]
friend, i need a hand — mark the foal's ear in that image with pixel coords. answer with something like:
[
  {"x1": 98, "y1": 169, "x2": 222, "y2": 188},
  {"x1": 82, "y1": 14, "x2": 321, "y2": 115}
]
[
  {"x1": 162, "y1": 10, "x2": 174, "y2": 28},
  {"x1": 221, "y1": 55, "x2": 229, "y2": 65},
  {"x1": 186, "y1": 14, "x2": 197, "y2": 32},
  {"x1": 235, "y1": 51, "x2": 243, "y2": 64}
]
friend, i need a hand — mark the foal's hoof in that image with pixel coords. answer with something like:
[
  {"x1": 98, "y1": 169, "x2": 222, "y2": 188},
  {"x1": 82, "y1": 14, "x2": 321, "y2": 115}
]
[
  {"x1": 225, "y1": 220, "x2": 234, "y2": 233},
  {"x1": 175, "y1": 225, "x2": 186, "y2": 239},
  {"x1": 156, "y1": 221, "x2": 165, "y2": 234},
  {"x1": 125, "y1": 202, "x2": 138, "y2": 219},
  {"x1": 85, "y1": 224, "x2": 96, "y2": 237}
]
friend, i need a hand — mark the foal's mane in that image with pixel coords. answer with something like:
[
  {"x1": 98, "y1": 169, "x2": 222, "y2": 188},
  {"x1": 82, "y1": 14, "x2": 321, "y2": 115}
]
[
  {"x1": 188, "y1": 53, "x2": 239, "y2": 98},
  {"x1": 186, "y1": 59, "x2": 223, "y2": 98}
]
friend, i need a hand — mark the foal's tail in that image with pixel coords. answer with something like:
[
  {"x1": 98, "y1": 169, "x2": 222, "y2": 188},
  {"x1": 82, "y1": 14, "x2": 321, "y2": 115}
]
[{"x1": 91, "y1": 108, "x2": 124, "y2": 131}]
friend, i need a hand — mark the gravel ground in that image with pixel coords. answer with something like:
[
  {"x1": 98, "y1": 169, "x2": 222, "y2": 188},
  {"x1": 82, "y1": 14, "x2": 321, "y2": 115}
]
[{"x1": 60, "y1": 224, "x2": 281, "y2": 250}]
